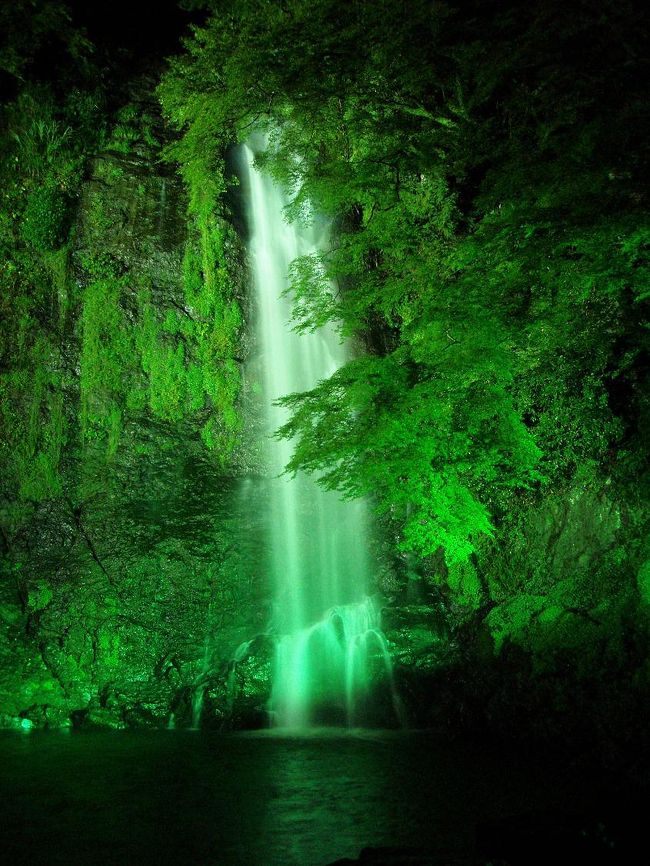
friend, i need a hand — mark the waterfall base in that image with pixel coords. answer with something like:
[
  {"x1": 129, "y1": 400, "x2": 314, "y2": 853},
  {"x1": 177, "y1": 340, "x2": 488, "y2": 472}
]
[{"x1": 270, "y1": 597, "x2": 399, "y2": 729}]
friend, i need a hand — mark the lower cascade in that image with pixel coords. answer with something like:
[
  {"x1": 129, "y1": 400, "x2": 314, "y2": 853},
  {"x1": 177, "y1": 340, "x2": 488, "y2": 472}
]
[
  {"x1": 272, "y1": 596, "x2": 396, "y2": 728},
  {"x1": 240, "y1": 138, "x2": 396, "y2": 728}
]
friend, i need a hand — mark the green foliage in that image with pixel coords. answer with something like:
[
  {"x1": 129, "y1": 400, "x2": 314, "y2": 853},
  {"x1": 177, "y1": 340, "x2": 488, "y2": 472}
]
[
  {"x1": 105, "y1": 104, "x2": 159, "y2": 155},
  {"x1": 161, "y1": 0, "x2": 648, "y2": 596},
  {"x1": 279, "y1": 349, "x2": 539, "y2": 562},
  {"x1": 80, "y1": 276, "x2": 133, "y2": 452},
  {"x1": 20, "y1": 186, "x2": 70, "y2": 251},
  {"x1": 0, "y1": 2, "x2": 111, "y2": 518},
  {"x1": 0, "y1": 0, "x2": 92, "y2": 82},
  {"x1": 75, "y1": 155, "x2": 242, "y2": 461},
  {"x1": 5, "y1": 88, "x2": 100, "y2": 191},
  {"x1": 637, "y1": 561, "x2": 650, "y2": 607},
  {"x1": 136, "y1": 289, "x2": 200, "y2": 422},
  {"x1": 159, "y1": 74, "x2": 243, "y2": 457},
  {"x1": 10, "y1": 116, "x2": 71, "y2": 178},
  {"x1": 486, "y1": 595, "x2": 548, "y2": 654}
]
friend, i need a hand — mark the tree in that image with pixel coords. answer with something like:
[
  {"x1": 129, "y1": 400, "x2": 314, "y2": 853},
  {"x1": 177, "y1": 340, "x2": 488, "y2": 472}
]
[{"x1": 160, "y1": 0, "x2": 649, "y2": 577}]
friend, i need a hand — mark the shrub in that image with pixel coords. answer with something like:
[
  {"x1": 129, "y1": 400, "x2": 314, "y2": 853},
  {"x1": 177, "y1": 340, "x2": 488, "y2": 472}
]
[{"x1": 20, "y1": 186, "x2": 70, "y2": 251}]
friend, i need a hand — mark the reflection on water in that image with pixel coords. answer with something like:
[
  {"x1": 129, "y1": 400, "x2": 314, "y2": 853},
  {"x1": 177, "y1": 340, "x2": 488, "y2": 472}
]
[{"x1": 0, "y1": 730, "x2": 605, "y2": 865}]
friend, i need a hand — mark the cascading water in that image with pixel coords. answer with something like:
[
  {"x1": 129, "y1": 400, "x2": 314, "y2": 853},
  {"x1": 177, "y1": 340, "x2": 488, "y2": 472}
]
[{"x1": 240, "y1": 139, "x2": 395, "y2": 728}]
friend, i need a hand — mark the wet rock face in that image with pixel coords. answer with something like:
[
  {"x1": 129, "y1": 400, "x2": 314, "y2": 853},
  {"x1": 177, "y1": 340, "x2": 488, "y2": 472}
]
[
  {"x1": 384, "y1": 486, "x2": 650, "y2": 771},
  {"x1": 383, "y1": 604, "x2": 450, "y2": 672},
  {"x1": 0, "y1": 75, "x2": 266, "y2": 731},
  {"x1": 197, "y1": 633, "x2": 275, "y2": 730}
]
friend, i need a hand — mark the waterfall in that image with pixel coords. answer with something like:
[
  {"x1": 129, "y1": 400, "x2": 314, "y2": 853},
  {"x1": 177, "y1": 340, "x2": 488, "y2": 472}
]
[{"x1": 240, "y1": 140, "x2": 394, "y2": 728}]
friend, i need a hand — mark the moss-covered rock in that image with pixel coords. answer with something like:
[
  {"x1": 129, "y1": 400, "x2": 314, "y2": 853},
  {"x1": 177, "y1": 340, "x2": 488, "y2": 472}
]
[
  {"x1": 0, "y1": 74, "x2": 259, "y2": 730},
  {"x1": 20, "y1": 187, "x2": 71, "y2": 252}
]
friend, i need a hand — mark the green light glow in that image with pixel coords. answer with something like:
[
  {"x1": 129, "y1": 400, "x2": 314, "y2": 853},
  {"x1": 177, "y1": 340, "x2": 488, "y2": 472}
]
[
  {"x1": 0, "y1": 0, "x2": 647, "y2": 754},
  {"x1": 241, "y1": 141, "x2": 396, "y2": 727}
]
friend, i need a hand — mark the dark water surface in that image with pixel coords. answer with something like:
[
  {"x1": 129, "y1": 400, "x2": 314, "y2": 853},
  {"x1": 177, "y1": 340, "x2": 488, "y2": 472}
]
[{"x1": 0, "y1": 729, "x2": 612, "y2": 865}]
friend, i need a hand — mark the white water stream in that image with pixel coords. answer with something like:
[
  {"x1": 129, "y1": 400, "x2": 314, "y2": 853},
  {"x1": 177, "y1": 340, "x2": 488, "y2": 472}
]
[{"x1": 241, "y1": 140, "x2": 393, "y2": 727}]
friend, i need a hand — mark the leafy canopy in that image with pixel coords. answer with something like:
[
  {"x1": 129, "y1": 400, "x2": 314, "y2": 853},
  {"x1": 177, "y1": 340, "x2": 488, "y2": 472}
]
[{"x1": 160, "y1": 0, "x2": 649, "y2": 571}]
